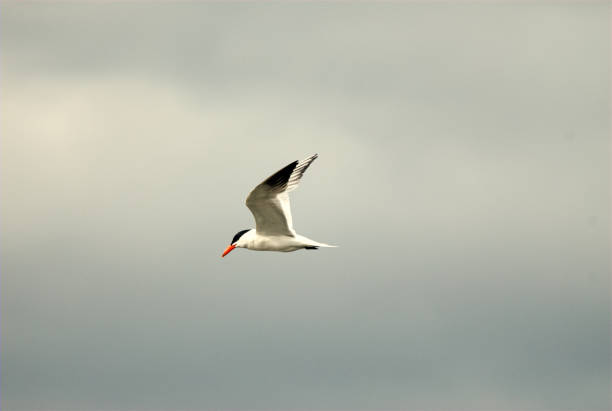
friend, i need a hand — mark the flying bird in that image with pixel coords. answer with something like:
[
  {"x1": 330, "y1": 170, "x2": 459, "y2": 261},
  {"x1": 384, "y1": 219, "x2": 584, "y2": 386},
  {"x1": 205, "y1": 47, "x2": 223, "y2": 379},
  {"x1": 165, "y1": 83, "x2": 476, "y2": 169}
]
[{"x1": 222, "y1": 154, "x2": 336, "y2": 257}]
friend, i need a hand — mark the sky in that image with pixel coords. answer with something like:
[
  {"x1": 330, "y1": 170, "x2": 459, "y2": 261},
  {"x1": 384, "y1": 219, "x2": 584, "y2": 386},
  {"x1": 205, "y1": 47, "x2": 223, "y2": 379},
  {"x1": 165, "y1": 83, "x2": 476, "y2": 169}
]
[{"x1": 1, "y1": 2, "x2": 610, "y2": 410}]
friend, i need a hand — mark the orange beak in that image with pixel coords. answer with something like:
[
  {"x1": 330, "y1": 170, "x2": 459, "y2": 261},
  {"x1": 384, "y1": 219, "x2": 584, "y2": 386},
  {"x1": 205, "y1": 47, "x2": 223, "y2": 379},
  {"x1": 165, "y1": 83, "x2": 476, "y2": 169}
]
[{"x1": 221, "y1": 244, "x2": 236, "y2": 257}]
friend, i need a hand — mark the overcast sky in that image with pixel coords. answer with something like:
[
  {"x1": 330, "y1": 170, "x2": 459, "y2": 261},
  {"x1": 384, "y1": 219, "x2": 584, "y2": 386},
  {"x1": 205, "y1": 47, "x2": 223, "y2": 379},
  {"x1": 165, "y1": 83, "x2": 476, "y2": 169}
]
[{"x1": 1, "y1": 2, "x2": 610, "y2": 410}]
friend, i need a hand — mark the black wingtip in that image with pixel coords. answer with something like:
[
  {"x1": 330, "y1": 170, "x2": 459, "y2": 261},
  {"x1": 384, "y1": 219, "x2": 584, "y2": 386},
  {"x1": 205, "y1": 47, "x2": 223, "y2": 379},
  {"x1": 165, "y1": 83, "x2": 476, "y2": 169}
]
[
  {"x1": 304, "y1": 246, "x2": 319, "y2": 250},
  {"x1": 263, "y1": 160, "x2": 298, "y2": 189},
  {"x1": 262, "y1": 155, "x2": 319, "y2": 191}
]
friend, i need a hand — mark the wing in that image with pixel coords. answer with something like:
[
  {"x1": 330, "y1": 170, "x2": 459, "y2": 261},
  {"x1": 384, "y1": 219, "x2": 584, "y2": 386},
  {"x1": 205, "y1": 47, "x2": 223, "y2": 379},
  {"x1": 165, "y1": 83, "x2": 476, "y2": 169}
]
[{"x1": 245, "y1": 154, "x2": 318, "y2": 236}]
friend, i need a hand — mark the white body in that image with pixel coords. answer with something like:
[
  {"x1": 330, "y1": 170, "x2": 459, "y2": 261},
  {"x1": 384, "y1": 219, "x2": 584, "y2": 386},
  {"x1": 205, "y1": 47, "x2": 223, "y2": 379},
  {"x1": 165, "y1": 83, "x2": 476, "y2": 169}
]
[{"x1": 235, "y1": 229, "x2": 334, "y2": 252}]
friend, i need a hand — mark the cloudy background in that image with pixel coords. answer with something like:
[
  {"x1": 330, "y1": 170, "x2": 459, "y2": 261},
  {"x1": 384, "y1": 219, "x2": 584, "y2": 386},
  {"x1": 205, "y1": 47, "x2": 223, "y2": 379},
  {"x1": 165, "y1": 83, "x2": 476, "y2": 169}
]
[{"x1": 1, "y1": 2, "x2": 610, "y2": 410}]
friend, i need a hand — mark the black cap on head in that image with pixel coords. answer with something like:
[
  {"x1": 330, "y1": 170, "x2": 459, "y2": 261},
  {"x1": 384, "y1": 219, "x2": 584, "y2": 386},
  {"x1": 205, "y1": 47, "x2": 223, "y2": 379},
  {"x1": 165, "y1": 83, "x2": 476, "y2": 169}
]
[{"x1": 231, "y1": 229, "x2": 250, "y2": 244}]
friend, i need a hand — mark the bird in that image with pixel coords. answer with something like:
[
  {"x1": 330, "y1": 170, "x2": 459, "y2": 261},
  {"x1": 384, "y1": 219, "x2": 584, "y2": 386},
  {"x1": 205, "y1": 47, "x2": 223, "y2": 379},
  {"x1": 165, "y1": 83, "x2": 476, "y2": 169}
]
[{"x1": 222, "y1": 154, "x2": 336, "y2": 257}]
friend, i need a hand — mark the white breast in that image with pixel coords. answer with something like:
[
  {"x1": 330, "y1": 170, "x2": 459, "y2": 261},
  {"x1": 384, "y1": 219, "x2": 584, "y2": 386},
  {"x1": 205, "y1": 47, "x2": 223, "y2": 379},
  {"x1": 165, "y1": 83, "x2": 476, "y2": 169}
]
[{"x1": 247, "y1": 233, "x2": 306, "y2": 252}]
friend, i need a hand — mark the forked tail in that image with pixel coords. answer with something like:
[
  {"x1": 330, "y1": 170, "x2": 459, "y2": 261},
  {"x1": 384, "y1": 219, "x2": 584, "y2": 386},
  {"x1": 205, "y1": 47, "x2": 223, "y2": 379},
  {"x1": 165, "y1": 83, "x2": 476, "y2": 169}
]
[{"x1": 306, "y1": 242, "x2": 337, "y2": 249}]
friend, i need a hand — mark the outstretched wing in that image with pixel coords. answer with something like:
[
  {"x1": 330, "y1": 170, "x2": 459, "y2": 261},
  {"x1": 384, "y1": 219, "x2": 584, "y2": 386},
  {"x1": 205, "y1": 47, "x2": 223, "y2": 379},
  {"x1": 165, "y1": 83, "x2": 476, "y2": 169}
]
[{"x1": 245, "y1": 154, "x2": 318, "y2": 236}]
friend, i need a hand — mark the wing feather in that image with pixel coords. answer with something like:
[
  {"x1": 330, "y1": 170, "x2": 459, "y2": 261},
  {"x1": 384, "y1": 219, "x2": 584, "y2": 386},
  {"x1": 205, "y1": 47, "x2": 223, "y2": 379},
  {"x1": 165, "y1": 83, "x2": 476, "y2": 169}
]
[{"x1": 245, "y1": 154, "x2": 318, "y2": 236}]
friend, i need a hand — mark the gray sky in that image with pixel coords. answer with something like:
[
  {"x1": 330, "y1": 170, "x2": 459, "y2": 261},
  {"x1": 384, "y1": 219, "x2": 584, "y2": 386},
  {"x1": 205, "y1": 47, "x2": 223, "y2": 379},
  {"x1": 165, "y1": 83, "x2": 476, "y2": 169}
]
[{"x1": 1, "y1": 2, "x2": 610, "y2": 410}]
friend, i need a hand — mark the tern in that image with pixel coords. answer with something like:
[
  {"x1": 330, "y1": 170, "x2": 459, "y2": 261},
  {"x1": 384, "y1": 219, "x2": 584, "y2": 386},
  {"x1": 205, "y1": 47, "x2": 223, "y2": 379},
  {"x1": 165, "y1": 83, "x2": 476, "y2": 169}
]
[{"x1": 222, "y1": 154, "x2": 336, "y2": 257}]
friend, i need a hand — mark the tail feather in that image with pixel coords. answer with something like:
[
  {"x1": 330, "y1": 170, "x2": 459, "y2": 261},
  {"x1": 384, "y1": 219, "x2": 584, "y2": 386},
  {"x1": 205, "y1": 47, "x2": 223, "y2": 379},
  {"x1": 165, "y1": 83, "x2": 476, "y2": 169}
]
[
  {"x1": 309, "y1": 242, "x2": 337, "y2": 248},
  {"x1": 297, "y1": 235, "x2": 337, "y2": 249}
]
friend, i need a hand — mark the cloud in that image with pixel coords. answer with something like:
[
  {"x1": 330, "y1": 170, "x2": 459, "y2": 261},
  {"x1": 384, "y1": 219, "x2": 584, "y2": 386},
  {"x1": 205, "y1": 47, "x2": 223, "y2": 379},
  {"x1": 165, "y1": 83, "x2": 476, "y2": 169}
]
[{"x1": 1, "y1": 2, "x2": 609, "y2": 410}]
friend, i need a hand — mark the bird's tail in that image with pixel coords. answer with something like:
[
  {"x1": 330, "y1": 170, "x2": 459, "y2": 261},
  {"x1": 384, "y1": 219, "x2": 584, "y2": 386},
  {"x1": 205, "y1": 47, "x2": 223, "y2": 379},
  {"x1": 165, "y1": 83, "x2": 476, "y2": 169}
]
[
  {"x1": 308, "y1": 241, "x2": 337, "y2": 248},
  {"x1": 297, "y1": 235, "x2": 337, "y2": 249}
]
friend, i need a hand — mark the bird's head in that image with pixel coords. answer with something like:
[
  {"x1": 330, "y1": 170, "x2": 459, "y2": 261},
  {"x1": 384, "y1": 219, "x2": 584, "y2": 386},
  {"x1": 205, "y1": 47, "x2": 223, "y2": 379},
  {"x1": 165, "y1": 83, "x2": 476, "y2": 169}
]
[{"x1": 221, "y1": 229, "x2": 251, "y2": 257}]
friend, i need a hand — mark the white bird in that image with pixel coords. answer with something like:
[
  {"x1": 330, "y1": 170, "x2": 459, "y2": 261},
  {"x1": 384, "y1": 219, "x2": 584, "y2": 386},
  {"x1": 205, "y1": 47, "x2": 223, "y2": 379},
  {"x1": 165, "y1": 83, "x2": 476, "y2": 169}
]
[{"x1": 222, "y1": 154, "x2": 336, "y2": 257}]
